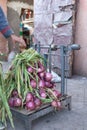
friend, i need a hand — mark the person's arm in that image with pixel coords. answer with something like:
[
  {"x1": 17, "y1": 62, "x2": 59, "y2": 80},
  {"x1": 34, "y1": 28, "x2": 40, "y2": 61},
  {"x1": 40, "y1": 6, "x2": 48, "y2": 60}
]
[
  {"x1": 0, "y1": 6, "x2": 14, "y2": 38},
  {"x1": 0, "y1": 7, "x2": 26, "y2": 47}
]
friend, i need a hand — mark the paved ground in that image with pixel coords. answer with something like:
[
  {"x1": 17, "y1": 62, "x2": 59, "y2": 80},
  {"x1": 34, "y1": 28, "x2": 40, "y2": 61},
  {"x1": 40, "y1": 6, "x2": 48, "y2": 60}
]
[{"x1": 7, "y1": 75, "x2": 87, "y2": 130}]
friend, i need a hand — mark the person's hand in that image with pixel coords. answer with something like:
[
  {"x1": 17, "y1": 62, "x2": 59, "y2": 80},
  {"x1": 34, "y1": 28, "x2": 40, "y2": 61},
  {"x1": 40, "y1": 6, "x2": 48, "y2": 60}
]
[{"x1": 10, "y1": 34, "x2": 26, "y2": 48}]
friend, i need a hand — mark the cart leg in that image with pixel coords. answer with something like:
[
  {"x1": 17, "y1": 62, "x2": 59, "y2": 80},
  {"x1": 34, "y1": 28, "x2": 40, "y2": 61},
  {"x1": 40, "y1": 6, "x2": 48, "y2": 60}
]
[
  {"x1": 68, "y1": 102, "x2": 71, "y2": 111},
  {"x1": 65, "y1": 96, "x2": 72, "y2": 111},
  {"x1": 24, "y1": 120, "x2": 32, "y2": 130}
]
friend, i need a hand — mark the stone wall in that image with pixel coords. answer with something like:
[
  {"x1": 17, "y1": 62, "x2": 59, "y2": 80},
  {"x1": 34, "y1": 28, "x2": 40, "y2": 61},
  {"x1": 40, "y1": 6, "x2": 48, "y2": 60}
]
[
  {"x1": 8, "y1": 0, "x2": 33, "y2": 5},
  {"x1": 34, "y1": 0, "x2": 75, "y2": 46},
  {"x1": 34, "y1": 0, "x2": 75, "y2": 77}
]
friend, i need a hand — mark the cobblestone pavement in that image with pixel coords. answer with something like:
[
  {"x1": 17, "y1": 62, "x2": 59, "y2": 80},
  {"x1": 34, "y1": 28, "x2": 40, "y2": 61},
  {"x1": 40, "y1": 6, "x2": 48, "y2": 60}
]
[{"x1": 7, "y1": 75, "x2": 87, "y2": 130}]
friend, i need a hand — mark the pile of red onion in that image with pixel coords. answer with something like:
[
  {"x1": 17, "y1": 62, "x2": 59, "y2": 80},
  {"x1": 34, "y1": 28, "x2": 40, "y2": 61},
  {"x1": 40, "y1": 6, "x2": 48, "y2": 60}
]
[
  {"x1": 8, "y1": 61, "x2": 61, "y2": 111},
  {"x1": 8, "y1": 89, "x2": 22, "y2": 108},
  {"x1": 25, "y1": 92, "x2": 42, "y2": 110}
]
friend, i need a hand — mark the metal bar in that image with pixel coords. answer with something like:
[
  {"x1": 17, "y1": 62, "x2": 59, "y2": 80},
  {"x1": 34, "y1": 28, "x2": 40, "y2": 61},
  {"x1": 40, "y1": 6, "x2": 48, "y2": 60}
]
[
  {"x1": 65, "y1": 55, "x2": 68, "y2": 95},
  {"x1": 43, "y1": 53, "x2": 48, "y2": 70},
  {"x1": 48, "y1": 45, "x2": 52, "y2": 73},
  {"x1": 36, "y1": 43, "x2": 41, "y2": 53},
  {"x1": 60, "y1": 45, "x2": 65, "y2": 96},
  {"x1": 39, "y1": 45, "x2": 60, "y2": 50}
]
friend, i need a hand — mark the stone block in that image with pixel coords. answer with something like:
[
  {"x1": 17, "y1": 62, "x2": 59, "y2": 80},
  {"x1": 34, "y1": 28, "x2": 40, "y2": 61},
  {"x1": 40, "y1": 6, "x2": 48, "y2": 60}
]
[
  {"x1": 34, "y1": 0, "x2": 53, "y2": 14},
  {"x1": 34, "y1": 27, "x2": 53, "y2": 45},
  {"x1": 53, "y1": 23, "x2": 73, "y2": 36}
]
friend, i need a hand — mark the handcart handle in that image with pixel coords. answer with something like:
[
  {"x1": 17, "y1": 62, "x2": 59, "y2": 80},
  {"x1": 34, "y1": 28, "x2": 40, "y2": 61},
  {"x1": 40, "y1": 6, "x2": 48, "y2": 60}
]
[{"x1": 69, "y1": 44, "x2": 80, "y2": 50}]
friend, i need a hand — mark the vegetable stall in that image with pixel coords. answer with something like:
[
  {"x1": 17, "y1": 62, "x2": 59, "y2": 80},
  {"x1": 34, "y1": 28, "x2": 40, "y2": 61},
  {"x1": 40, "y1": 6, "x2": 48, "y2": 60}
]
[
  {"x1": 7, "y1": 48, "x2": 61, "y2": 110},
  {"x1": 0, "y1": 43, "x2": 80, "y2": 130}
]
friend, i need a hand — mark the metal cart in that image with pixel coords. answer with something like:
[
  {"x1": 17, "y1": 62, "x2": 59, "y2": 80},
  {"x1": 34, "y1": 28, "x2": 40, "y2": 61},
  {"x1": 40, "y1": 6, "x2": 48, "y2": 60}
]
[
  {"x1": 11, "y1": 43, "x2": 80, "y2": 130},
  {"x1": 34, "y1": 43, "x2": 80, "y2": 97}
]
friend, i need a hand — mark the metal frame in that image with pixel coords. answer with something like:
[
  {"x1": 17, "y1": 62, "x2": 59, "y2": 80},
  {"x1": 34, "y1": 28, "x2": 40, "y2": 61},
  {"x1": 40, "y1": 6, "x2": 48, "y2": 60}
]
[{"x1": 34, "y1": 43, "x2": 80, "y2": 96}]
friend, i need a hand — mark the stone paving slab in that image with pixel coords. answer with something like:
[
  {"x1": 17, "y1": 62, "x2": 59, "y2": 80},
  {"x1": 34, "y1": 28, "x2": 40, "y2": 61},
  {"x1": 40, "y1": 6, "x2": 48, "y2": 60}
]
[{"x1": 7, "y1": 75, "x2": 87, "y2": 130}]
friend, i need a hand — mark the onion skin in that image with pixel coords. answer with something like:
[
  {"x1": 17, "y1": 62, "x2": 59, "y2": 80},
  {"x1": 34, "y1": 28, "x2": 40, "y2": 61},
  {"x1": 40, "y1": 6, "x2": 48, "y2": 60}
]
[
  {"x1": 38, "y1": 62, "x2": 45, "y2": 69},
  {"x1": 34, "y1": 97, "x2": 42, "y2": 107},
  {"x1": 51, "y1": 100, "x2": 58, "y2": 108},
  {"x1": 51, "y1": 100, "x2": 61, "y2": 109},
  {"x1": 57, "y1": 101, "x2": 61, "y2": 108},
  {"x1": 26, "y1": 101, "x2": 36, "y2": 110},
  {"x1": 13, "y1": 97, "x2": 22, "y2": 107},
  {"x1": 27, "y1": 67, "x2": 33, "y2": 73},
  {"x1": 45, "y1": 72, "x2": 52, "y2": 82},
  {"x1": 39, "y1": 88, "x2": 45, "y2": 94},
  {"x1": 8, "y1": 97, "x2": 14, "y2": 107},
  {"x1": 37, "y1": 68, "x2": 44, "y2": 73},
  {"x1": 39, "y1": 72, "x2": 45, "y2": 79},
  {"x1": 37, "y1": 62, "x2": 45, "y2": 73},
  {"x1": 38, "y1": 80, "x2": 45, "y2": 88},
  {"x1": 40, "y1": 92, "x2": 47, "y2": 99},
  {"x1": 30, "y1": 80, "x2": 37, "y2": 88},
  {"x1": 53, "y1": 90, "x2": 61, "y2": 98},
  {"x1": 45, "y1": 81, "x2": 51, "y2": 87},
  {"x1": 26, "y1": 92, "x2": 34, "y2": 102},
  {"x1": 45, "y1": 81, "x2": 54, "y2": 88},
  {"x1": 11, "y1": 89, "x2": 18, "y2": 97}
]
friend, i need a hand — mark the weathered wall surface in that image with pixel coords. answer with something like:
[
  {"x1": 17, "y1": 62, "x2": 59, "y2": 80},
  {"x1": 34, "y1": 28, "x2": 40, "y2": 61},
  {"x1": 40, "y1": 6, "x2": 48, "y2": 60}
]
[
  {"x1": 34, "y1": 0, "x2": 74, "y2": 46},
  {"x1": 8, "y1": 0, "x2": 33, "y2": 5},
  {"x1": 34, "y1": 0, "x2": 75, "y2": 77},
  {"x1": 73, "y1": 0, "x2": 87, "y2": 76}
]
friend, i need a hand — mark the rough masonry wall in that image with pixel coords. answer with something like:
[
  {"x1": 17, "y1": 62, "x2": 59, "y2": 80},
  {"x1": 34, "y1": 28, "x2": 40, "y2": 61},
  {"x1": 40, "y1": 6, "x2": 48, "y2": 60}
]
[
  {"x1": 34, "y1": 0, "x2": 75, "y2": 77},
  {"x1": 34, "y1": 0, "x2": 75, "y2": 46}
]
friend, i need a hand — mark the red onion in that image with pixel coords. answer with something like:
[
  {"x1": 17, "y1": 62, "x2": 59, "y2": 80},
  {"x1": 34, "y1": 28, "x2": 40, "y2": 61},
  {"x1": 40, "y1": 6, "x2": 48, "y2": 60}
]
[
  {"x1": 13, "y1": 97, "x2": 22, "y2": 107},
  {"x1": 8, "y1": 97, "x2": 14, "y2": 107},
  {"x1": 27, "y1": 67, "x2": 33, "y2": 73},
  {"x1": 51, "y1": 100, "x2": 58, "y2": 108},
  {"x1": 45, "y1": 81, "x2": 50, "y2": 87},
  {"x1": 53, "y1": 90, "x2": 61, "y2": 98},
  {"x1": 38, "y1": 62, "x2": 45, "y2": 69},
  {"x1": 39, "y1": 88, "x2": 45, "y2": 94},
  {"x1": 26, "y1": 92, "x2": 34, "y2": 102},
  {"x1": 30, "y1": 80, "x2": 37, "y2": 88},
  {"x1": 57, "y1": 101, "x2": 61, "y2": 108},
  {"x1": 48, "y1": 83, "x2": 54, "y2": 88},
  {"x1": 45, "y1": 81, "x2": 54, "y2": 88},
  {"x1": 11, "y1": 89, "x2": 18, "y2": 97},
  {"x1": 39, "y1": 72, "x2": 45, "y2": 79},
  {"x1": 40, "y1": 92, "x2": 47, "y2": 99},
  {"x1": 38, "y1": 80, "x2": 45, "y2": 88},
  {"x1": 26, "y1": 101, "x2": 36, "y2": 110},
  {"x1": 45, "y1": 72, "x2": 52, "y2": 82},
  {"x1": 37, "y1": 68, "x2": 44, "y2": 73},
  {"x1": 34, "y1": 98, "x2": 42, "y2": 107},
  {"x1": 37, "y1": 62, "x2": 45, "y2": 73},
  {"x1": 52, "y1": 83, "x2": 56, "y2": 88}
]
